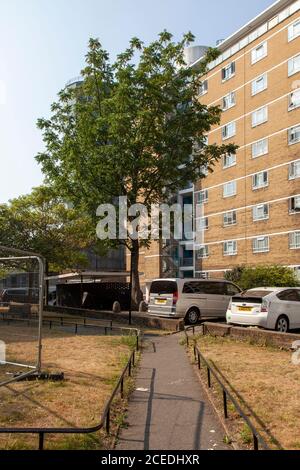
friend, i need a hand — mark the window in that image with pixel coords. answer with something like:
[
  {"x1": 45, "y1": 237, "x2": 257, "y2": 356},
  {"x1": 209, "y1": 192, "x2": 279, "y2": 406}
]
[
  {"x1": 252, "y1": 74, "x2": 267, "y2": 95},
  {"x1": 197, "y1": 189, "x2": 208, "y2": 204},
  {"x1": 222, "y1": 92, "x2": 236, "y2": 110},
  {"x1": 253, "y1": 204, "x2": 269, "y2": 221},
  {"x1": 226, "y1": 283, "x2": 241, "y2": 296},
  {"x1": 289, "y1": 195, "x2": 300, "y2": 213},
  {"x1": 197, "y1": 246, "x2": 209, "y2": 259},
  {"x1": 289, "y1": 160, "x2": 300, "y2": 180},
  {"x1": 289, "y1": 89, "x2": 300, "y2": 111},
  {"x1": 288, "y1": 54, "x2": 300, "y2": 76},
  {"x1": 198, "y1": 217, "x2": 208, "y2": 231},
  {"x1": 288, "y1": 125, "x2": 300, "y2": 145},
  {"x1": 290, "y1": 231, "x2": 300, "y2": 249},
  {"x1": 222, "y1": 62, "x2": 235, "y2": 81},
  {"x1": 222, "y1": 122, "x2": 236, "y2": 140},
  {"x1": 223, "y1": 153, "x2": 236, "y2": 169},
  {"x1": 252, "y1": 138, "x2": 268, "y2": 158},
  {"x1": 223, "y1": 211, "x2": 237, "y2": 226},
  {"x1": 223, "y1": 180, "x2": 237, "y2": 198},
  {"x1": 224, "y1": 241, "x2": 237, "y2": 256},
  {"x1": 251, "y1": 41, "x2": 267, "y2": 64},
  {"x1": 288, "y1": 19, "x2": 300, "y2": 41},
  {"x1": 252, "y1": 106, "x2": 268, "y2": 127},
  {"x1": 252, "y1": 171, "x2": 268, "y2": 190},
  {"x1": 277, "y1": 289, "x2": 300, "y2": 301},
  {"x1": 253, "y1": 236, "x2": 269, "y2": 253},
  {"x1": 199, "y1": 80, "x2": 208, "y2": 96}
]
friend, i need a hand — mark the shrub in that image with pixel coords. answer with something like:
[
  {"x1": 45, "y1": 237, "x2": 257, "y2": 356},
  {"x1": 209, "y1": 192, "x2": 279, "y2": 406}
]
[{"x1": 225, "y1": 265, "x2": 299, "y2": 291}]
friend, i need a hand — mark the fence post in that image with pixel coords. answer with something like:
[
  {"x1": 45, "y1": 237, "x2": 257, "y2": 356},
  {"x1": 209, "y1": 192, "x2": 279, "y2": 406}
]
[
  {"x1": 198, "y1": 352, "x2": 201, "y2": 370},
  {"x1": 106, "y1": 409, "x2": 110, "y2": 435},
  {"x1": 75, "y1": 324, "x2": 78, "y2": 335},
  {"x1": 253, "y1": 433, "x2": 259, "y2": 451},
  {"x1": 132, "y1": 351, "x2": 135, "y2": 367},
  {"x1": 121, "y1": 377, "x2": 124, "y2": 399},
  {"x1": 38, "y1": 432, "x2": 44, "y2": 451},
  {"x1": 207, "y1": 367, "x2": 211, "y2": 388},
  {"x1": 223, "y1": 390, "x2": 228, "y2": 419},
  {"x1": 136, "y1": 334, "x2": 139, "y2": 352},
  {"x1": 128, "y1": 360, "x2": 132, "y2": 377}
]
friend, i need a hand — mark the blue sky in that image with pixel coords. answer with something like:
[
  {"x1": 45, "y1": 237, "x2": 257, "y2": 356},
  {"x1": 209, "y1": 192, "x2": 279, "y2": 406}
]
[{"x1": 0, "y1": 0, "x2": 274, "y2": 203}]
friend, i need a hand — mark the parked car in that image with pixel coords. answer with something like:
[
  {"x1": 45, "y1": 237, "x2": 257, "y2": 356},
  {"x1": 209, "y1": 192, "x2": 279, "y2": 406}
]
[
  {"x1": 226, "y1": 287, "x2": 300, "y2": 332},
  {"x1": 148, "y1": 278, "x2": 242, "y2": 325},
  {"x1": 0, "y1": 288, "x2": 39, "y2": 305}
]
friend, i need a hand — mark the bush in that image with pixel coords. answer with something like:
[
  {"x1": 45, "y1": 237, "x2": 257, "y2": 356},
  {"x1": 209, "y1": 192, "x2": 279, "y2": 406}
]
[{"x1": 225, "y1": 265, "x2": 300, "y2": 291}]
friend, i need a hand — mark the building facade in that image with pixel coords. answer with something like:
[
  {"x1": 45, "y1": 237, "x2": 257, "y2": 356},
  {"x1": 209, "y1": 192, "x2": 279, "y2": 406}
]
[{"x1": 139, "y1": 0, "x2": 300, "y2": 284}]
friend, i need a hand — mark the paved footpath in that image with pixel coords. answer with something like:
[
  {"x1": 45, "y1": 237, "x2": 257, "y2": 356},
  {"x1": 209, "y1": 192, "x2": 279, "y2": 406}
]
[{"x1": 116, "y1": 334, "x2": 230, "y2": 451}]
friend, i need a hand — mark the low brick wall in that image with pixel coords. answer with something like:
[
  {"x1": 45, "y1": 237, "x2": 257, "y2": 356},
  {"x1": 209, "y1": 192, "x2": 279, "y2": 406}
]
[
  {"x1": 202, "y1": 322, "x2": 300, "y2": 350},
  {"x1": 44, "y1": 306, "x2": 184, "y2": 331}
]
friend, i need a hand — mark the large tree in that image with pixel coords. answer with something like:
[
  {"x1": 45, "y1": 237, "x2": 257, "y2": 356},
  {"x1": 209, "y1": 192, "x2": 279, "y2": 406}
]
[
  {"x1": 36, "y1": 32, "x2": 236, "y2": 305},
  {"x1": 0, "y1": 186, "x2": 93, "y2": 272}
]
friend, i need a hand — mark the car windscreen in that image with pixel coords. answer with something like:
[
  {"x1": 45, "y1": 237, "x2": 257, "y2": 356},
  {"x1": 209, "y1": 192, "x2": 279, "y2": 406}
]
[
  {"x1": 232, "y1": 290, "x2": 273, "y2": 303},
  {"x1": 150, "y1": 281, "x2": 178, "y2": 295}
]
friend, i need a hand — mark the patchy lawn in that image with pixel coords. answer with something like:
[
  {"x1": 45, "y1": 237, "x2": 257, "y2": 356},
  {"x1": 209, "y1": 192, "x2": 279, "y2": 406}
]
[
  {"x1": 0, "y1": 324, "x2": 136, "y2": 450},
  {"x1": 193, "y1": 335, "x2": 300, "y2": 450}
]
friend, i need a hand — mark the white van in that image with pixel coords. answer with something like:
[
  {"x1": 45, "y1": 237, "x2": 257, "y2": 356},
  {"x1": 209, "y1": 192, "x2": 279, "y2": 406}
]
[{"x1": 148, "y1": 278, "x2": 241, "y2": 324}]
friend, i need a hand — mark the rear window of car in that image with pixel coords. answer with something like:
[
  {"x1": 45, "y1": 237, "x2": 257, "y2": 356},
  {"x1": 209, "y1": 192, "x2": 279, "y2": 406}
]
[
  {"x1": 232, "y1": 290, "x2": 273, "y2": 302},
  {"x1": 150, "y1": 281, "x2": 178, "y2": 295}
]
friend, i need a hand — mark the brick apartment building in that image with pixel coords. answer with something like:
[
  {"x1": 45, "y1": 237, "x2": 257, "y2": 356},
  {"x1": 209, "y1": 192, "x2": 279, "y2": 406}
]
[{"x1": 137, "y1": 0, "x2": 300, "y2": 285}]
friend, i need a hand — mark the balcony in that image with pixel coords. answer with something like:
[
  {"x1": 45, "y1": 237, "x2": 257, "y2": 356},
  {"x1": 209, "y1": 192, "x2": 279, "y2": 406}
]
[{"x1": 180, "y1": 257, "x2": 194, "y2": 268}]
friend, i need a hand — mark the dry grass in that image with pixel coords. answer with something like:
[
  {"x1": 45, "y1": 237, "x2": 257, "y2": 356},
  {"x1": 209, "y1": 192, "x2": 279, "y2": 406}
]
[
  {"x1": 0, "y1": 323, "x2": 136, "y2": 450},
  {"x1": 193, "y1": 335, "x2": 300, "y2": 450}
]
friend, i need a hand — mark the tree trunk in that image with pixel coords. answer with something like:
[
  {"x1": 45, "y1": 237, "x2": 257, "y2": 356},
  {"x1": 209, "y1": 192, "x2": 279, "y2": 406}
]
[{"x1": 131, "y1": 240, "x2": 143, "y2": 309}]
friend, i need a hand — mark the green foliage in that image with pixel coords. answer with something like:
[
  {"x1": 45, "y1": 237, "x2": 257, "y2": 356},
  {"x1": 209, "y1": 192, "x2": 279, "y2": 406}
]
[
  {"x1": 225, "y1": 265, "x2": 300, "y2": 291},
  {"x1": 36, "y1": 33, "x2": 237, "y2": 301},
  {"x1": 0, "y1": 186, "x2": 95, "y2": 272}
]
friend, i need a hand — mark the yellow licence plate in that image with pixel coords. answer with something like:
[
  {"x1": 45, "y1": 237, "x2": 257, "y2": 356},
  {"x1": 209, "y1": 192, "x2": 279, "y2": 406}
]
[
  {"x1": 155, "y1": 299, "x2": 167, "y2": 305},
  {"x1": 238, "y1": 306, "x2": 252, "y2": 312}
]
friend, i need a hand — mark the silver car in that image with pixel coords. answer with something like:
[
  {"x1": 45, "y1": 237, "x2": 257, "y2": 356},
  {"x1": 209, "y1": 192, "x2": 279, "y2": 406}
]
[
  {"x1": 148, "y1": 278, "x2": 241, "y2": 325},
  {"x1": 226, "y1": 287, "x2": 300, "y2": 332}
]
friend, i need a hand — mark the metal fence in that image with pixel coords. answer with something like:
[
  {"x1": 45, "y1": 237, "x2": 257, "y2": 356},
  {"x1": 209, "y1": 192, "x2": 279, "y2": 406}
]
[
  {"x1": 0, "y1": 317, "x2": 141, "y2": 450},
  {"x1": 184, "y1": 327, "x2": 271, "y2": 451}
]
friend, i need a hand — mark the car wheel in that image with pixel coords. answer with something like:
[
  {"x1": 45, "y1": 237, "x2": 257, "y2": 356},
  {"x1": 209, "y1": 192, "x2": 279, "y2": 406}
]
[
  {"x1": 185, "y1": 308, "x2": 200, "y2": 326},
  {"x1": 275, "y1": 316, "x2": 289, "y2": 333}
]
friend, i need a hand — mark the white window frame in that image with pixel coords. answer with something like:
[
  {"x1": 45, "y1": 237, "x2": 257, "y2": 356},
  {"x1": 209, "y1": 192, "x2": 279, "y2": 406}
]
[
  {"x1": 223, "y1": 180, "x2": 237, "y2": 198},
  {"x1": 197, "y1": 189, "x2": 208, "y2": 204},
  {"x1": 253, "y1": 204, "x2": 269, "y2": 221},
  {"x1": 198, "y1": 217, "x2": 209, "y2": 231},
  {"x1": 199, "y1": 80, "x2": 208, "y2": 96},
  {"x1": 251, "y1": 74, "x2": 267, "y2": 96},
  {"x1": 224, "y1": 241, "x2": 237, "y2": 256},
  {"x1": 253, "y1": 236, "x2": 270, "y2": 253},
  {"x1": 222, "y1": 62, "x2": 235, "y2": 82},
  {"x1": 223, "y1": 211, "x2": 237, "y2": 227},
  {"x1": 197, "y1": 246, "x2": 209, "y2": 259},
  {"x1": 288, "y1": 54, "x2": 300, "y2": 77},
  {"x1": 252, "y1": 138, "x2": 268, "y2": 158},
  {"x1": 222, "y1": 121, "x2": 236, "y2": 140},
  {"x1": 252, "y1": 106, "x2": 268, "y2": 127},
  {"x1": 251, "y1": 41, "x2": 268, "y2": 64},
  {"x1": 252, "y1": 171, "x2": 269, "y2": 190},
  {"x1": 288, "y1": 125, "x2": 300, "y2": 145},
  {"x1": 223, "y1": 153, "x2": 236, "y2": 169},
  {"x1": 288, "y1": 19, "x2": 300, "y2": 42},
  {"x1": 289, "y1": 195, "x2": 300, "y2": 214},
  {"x1": 222, "y1": 92, "x2": 236, "y2": 110},
  {"x1": 288, "y1": 89, "x2": 300, "y2": 111},
  {"x1": 289, "y1": 160, "x2": 300, "y2": 180},
  {"x1": 290, "y1": 232, "x2": 300, "y2": 249}
]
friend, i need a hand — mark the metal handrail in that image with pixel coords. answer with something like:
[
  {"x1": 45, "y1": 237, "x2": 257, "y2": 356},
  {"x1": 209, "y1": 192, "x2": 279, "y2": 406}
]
[
  {"x1": 0, "y1": 323, "x2": 141, "y2": 450},
  {"x1": 184, "y1": 328, "x2": 271, "y2": 451}
]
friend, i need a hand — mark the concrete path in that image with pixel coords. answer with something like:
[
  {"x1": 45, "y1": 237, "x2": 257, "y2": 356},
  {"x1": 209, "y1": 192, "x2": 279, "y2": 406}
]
[{"x1": 116, "y1": 334, "x2": 230, "y2": 451}]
